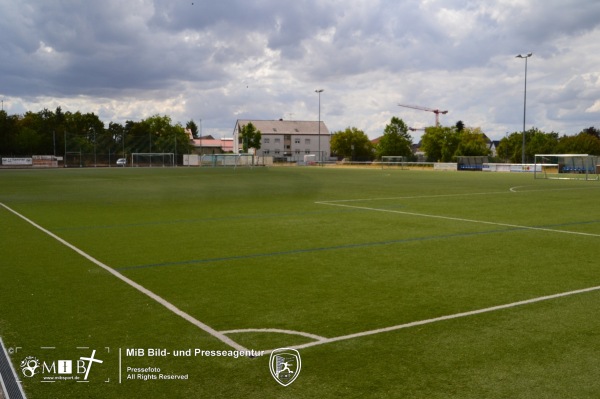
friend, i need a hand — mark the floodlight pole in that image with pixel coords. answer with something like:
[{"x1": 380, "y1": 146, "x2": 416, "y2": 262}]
[
  {"x1": 92, "y1": 127, "x2": 97, "y2": 167},
  {"x1": 516, "y1": 53, "x2": 532, "y2": 165},
  {"x1": 315, "y1": 89, "x2": 324, "y2": 165}
]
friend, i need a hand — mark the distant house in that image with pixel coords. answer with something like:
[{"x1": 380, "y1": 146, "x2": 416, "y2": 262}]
[
  {"x1": 234, "y1": 119, "x2": 331, "y2": 162},
  {"x1": 489, "y1": 140, "x2": 500, "y2": 157},
  {"x1": 480, "y1": 133, "x2": 498, "y2": 157},
  {"x1": 187, "y1": 131, "x2": 234, "y2": 155}
]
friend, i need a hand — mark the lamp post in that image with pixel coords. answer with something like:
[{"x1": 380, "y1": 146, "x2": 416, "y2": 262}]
[
  {"x1": 315, "y1": 89, "x2": 324, "y2": 164},
  {"x1": 516, "y1": 52, "x2": 532, "y2": 165},
  {"x1": 92, "y1": 127, "x2": 96, "y2": 167}
]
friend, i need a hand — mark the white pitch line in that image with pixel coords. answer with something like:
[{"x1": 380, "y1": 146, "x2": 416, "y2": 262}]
[
  {"x1": 315, "y1": 201, "x2": 600, "y2": 238},
  {"x1": 319, "y1": 190, "x2": 509, "y2": 203},
  {"x1": 221, "y1": 328, "x2": 327, "y2": 341},
  {"x1": 280, "y1": 284, "x2": 600, "y2": 352},
  {"x1": 0, "y1": 202, "x2": 248, "y2": 353}
]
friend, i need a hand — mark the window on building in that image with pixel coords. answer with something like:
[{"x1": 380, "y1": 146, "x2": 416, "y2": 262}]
[
  {"x1": 264, "y1": 138, "x2": 270, "y2": 144},
  {"x1": 274, "y1": 138, "x2": 281, "y2": 144},
  {"x1": 305, "y1": 138, "x2": 311, "y2": 145},
  {"x1": 294, "y1": 138, "x2": 301, "y2": 144}
]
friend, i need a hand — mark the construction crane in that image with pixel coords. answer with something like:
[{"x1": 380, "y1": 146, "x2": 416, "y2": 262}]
[{"x1": 398, "y1": 104, "x2": 448, "y2": 126}]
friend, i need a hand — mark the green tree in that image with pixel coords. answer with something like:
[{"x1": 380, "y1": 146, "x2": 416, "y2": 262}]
[
  {"x1": 239, "y1": 122, "x2": 262, "y2": 153},
  {"x1": 557, "y1": 132, "x2": 600, "y2": 155},
  {"x1": 124, "y1": 120, "x2": 149, "y2": 152},
  {"x1": 456, "y1": 127, "x2": 491, "y2": 157},
  {"x1": 497, "y1": 128, "x2": 559, "y2": 163},
  {"x1": 186, "y1": 120, "x2": 199, "y2": 139},
  {"x1": 527, "y1": 128, "x2": 558, "y2": 157},
  {"x1": 107, "y1": 122, "x2": 126, "y2": 157},
  {"x1": 330, "y1": 127, "x2": 374, "y2": 160},
  {"x1": 17, "y1": 111, "x2": 44, "y2": 154},
  {"x1": 496, "y1": 132, "x2": 522, "y2": 163},
  {"x1": 376, "y1": 117, "x2": 414, "y2": 160},
  {"x1": 0, "y1": 110, "x2": 20, "y2": 155},
  {"x1": 582, "y1": 126, "x2": 600, "y2": 139},
  {"x1": 62, "y1": 111, "x2": 105, "y2": 155},
  {"x1": 142, "y1": 115, "x2": 192, "y2": 155},
  {"x1": 421, "y1": 126, "x2": 460, "y2": 162}
]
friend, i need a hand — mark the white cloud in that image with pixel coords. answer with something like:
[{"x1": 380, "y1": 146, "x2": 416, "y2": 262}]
[{"x1": 1, "y1": 0, "x2": 600, "y2": 140}]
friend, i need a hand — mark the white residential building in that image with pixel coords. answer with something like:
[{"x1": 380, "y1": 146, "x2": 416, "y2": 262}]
[{"x1": 233, "y1": 119, "x2": 331, "y2": 162}]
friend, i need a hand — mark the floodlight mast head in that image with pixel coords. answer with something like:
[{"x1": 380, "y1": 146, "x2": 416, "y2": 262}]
[{"x1": 516, "y1": 52, "x2": 533, "y2": 59}]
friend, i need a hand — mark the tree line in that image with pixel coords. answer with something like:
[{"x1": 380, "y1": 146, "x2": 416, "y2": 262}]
[
  {"x1": 0, "y1": 107, "x2": 194, "y2": 164},
  {"x1": 330, "y1": 117, "x2": 600, "y2": 162},
  {"x1": 2, "y1": 107, "x2": 599, "y2": 164}
]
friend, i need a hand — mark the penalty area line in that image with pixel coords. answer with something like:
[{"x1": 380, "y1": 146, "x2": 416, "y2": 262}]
[
  {"x1": 283, "y1": 284, "x2": 600, "y2": 352},
  {"x1": 0, "y1": 202, "x2": 248, "y2": 353},
  {"x1": 315, "y1": 201, "x2": 600, "y2": 238}
]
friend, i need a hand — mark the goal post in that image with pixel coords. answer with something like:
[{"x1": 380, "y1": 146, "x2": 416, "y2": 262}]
[
  {"x1": 200, "y1": 153, "x2": 254, "y2": 168},
  {"x1": 380, "y1": 156, "x2": 407, "y2": 170},
  {"x1": 131, "y1": 153, "x2": 175, "y2": 167},
  {"x1": 534, "y1": 154, "x2": 599, "y2": 180}
]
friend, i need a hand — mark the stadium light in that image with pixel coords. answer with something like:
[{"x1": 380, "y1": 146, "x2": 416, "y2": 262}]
[
  {"x1": 315, "y1": 89, "x2": 324, "y2": 165},
  {"x1": 516, "y1": 52, "x2": 532, "y2": 164}
]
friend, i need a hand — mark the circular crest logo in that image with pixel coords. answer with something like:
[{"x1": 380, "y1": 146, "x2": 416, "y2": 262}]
[{"x1": 20, "y1": 356, "x2": 40, "y2": 378}]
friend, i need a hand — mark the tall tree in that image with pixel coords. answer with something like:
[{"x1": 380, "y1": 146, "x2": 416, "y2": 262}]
[
  {"x1": 420, "y1": 126, "x2": 460, "y2": 162},
  {"x1": 0, "y1": 110, "x2": 20, "y2": 155},
  {"x1": 107, "y1": 122, "x2": 126, "y2": 157},
  {"x1": 239, "y1": 122, "x2": 262, "y2": 153},
  {"x1": 142, "y1": 115, "x2": 192, "y2": 155},
  {"x1": 496, "y1": 132, "x2": 522, "y2": 163},
  {"x1": 497, "y1": 128, "x2": 559, "y2": 163},
  {"x1": 581, "y1": 126, "x2": 600, "y2": 139},
  {"x1": 557, "y1": 132, "x2": 600, "y2": 155},
  {"x1": 526, "y1": 128, "x2": 559, "y2": 157},
  {"x1": 186, "y1": 120, "x2": 199, "y2": 139},
  {"x1": 455, "y1": 127, "x2": 491, "y2": 157},
  {"x1": 376, "y1": 117, "x2": 414, "y2": 160},
  {"x1": 330, "y1": 127, "x2": 374, "y2": 160}
]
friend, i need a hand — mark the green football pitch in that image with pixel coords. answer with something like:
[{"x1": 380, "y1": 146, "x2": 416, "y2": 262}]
[{"x1": 1, "y1": 166, "x2": 599, "y2": 398}]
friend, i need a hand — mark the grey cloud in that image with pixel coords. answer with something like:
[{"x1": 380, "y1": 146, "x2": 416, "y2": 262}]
[{"x1": 1, "y1": 0, "x2": 599, "y2": 138}]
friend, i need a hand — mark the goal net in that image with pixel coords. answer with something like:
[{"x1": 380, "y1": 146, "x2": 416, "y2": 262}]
[
  {"x1": 534, "y1": 154, "x2": 599, "y2": 180},
  {"x1": 200, "y1": 154, "x2": 254, "y2": 168},
  {"x1": 131, "y1": 153, "x2": 175, "y2": 167},
  {"x1": 380, "y1": 156, "x2": 407, "y2": 169}
]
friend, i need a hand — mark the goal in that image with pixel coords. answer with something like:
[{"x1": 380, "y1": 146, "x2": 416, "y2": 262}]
[
  {"x1": 534, "y1": 154, "x2": 599, "y2": 180},
  {"x1": 380, "y1": 156, "x2": 407, "y2": 169},
  {"x1": 200, "y1": 154, "x2": 254, "y2": 168},
  {"x1": 131, "y1": 153, "x2": 175, "y2": 167}
]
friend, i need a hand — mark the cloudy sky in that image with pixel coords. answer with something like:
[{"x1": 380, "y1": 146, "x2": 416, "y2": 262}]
[{"x1": 1, "y1": 0, "x2": 600, "y2": 141}]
